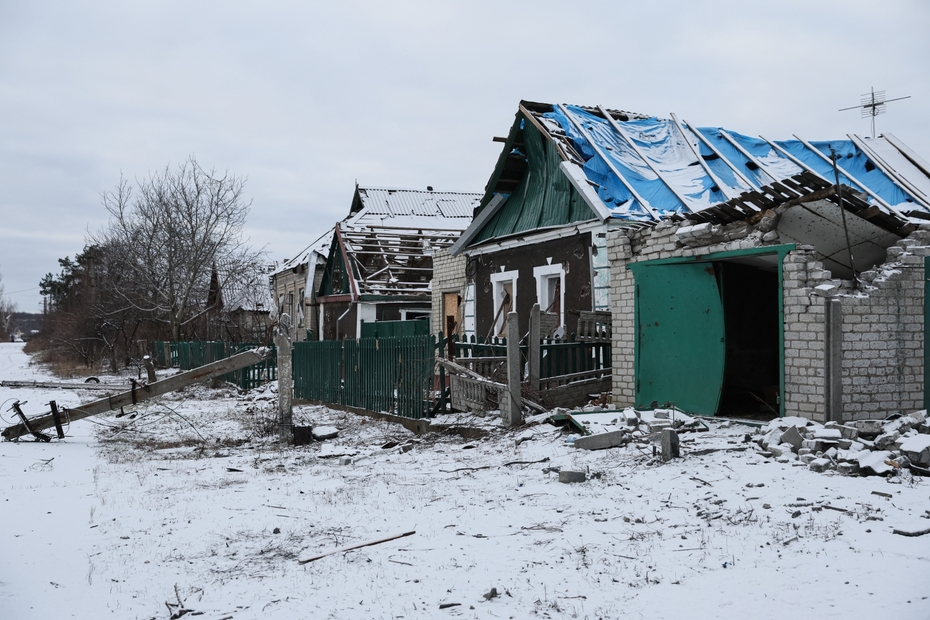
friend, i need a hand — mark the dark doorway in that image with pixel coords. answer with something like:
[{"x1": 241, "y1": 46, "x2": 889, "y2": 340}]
[{"x1": 717, "y1": 262, "x2": 779, "y2": 419}]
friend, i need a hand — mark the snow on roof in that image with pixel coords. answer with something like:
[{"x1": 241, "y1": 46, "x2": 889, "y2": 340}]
[
  {"x1": 273, "y1": 186, "x2": 480, "y2": 278},
  {"x1": 351, "y1": 186, "x2": 479, "y2": 225},
  {"x1": 517, "y1": 101, "x2": 930, "y2": 224}
]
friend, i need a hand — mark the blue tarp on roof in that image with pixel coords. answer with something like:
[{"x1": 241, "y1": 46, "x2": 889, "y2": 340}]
[{"x1": 539, "y1": 104, "x2": 930, "y2": 222}]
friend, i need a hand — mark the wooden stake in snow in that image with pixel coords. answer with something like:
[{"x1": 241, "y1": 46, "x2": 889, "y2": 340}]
[{"x1": 297, "y1": 530, "x2": 415, "y2": 564}]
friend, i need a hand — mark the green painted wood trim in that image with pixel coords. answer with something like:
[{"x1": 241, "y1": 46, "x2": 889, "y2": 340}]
[{"x1": 627, "y1": 244, "x2": 796, "y2": 270}]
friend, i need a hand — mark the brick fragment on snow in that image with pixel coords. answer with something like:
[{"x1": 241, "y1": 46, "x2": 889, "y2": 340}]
[
  {"x1": 779, "y1": 425, "x2": 804, "y2": 451},
  {"x1": 856, "y1": 450, "x2": 895, "y2": 476},
  {"x1": 809, "y1": 458, "x2": 833, "y2": 473},
  {"x1": 899, "y1": 434, "x2": 930, "y2": 466}
]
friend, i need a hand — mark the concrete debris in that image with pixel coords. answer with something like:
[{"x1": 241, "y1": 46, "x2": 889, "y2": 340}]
[
  {"x1": 753, "y1": 410, "x2": 930, "y2": 477},
  {"x1": 573, "y1": 430, "x2": 630, "y2": 451},
  {"x1": 312, "y1": 426, "x2": 339, "y2": 440},
  {"x1": 779, "y1": 425, "x2": 804, "y2": 450},
  {"x1": 899, "y1": 435, "x2": 930, "y2": 467},
  {"x1": 661, "y1": 428, "x2": 680, "y2": 461},
  {"x1": 558, "y1": 471, "x2": 587, "y2": 483}
]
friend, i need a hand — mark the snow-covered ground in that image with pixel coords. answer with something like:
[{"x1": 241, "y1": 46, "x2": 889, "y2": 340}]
[{"x1": 1, "y1": 341, "x2": 928, "y2": 619}]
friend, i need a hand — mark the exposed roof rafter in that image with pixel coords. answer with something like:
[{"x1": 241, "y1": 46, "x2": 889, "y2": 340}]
[
  {"x1": 558, "y1": 104, "x2": 660, "y2": 221},
  {"x1": 598, "y1": 105, "x2": 695, "y2": 213}
]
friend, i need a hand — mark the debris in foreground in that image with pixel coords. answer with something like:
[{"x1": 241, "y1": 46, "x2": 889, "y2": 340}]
[
  {"x1": 752, "y1": 411, "x2": 930, "y2": 476},
  {"x1": 2, "y1": 348, "x2": 271, "y2": 441},
  {"x1": 297, "y1": 530, "x2": 416, "y2": 564}
]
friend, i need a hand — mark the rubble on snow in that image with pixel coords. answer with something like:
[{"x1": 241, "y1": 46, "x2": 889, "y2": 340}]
[{"x1": 752, "y1": 411, "x2": 930, "y2": 476}]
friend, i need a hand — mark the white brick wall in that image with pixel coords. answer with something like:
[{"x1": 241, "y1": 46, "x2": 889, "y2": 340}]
[
  {"x1": 609, "y1": 218, "x2": 928, "y2": 422},
  {"x1": 430, "y1": 249, "x2": 468, "y2": 336},
  {"x1": 834, "y1": 230, "x2": 929, "y2": 420}
]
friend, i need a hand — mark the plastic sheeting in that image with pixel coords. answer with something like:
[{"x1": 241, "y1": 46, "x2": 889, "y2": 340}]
[{"x1": 539, "y1": 105, "x2": 930, "y2": 222}]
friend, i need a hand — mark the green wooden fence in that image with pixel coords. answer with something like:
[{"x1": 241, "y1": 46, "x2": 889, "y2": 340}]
[
  {"x1": 539, "y1": 334, "x2": 611, "y2": 379},
  {"x1": 292, "y1": 335, "x2": 437, "y2": 419},
  {"x1": 451, "y1": 333, "x2": 610, "y2": 379},
  {"x1": 150, "y1": 341, "x2": 277, "y2": 390}
]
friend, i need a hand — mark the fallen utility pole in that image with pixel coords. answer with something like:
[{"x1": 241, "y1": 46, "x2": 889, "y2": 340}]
[
  {"x1": 1, "y1": 348, "x2": 271, "y2": 441},
  {"x1": 298, "y1": 530, "x2": 416, "y2": 564}
]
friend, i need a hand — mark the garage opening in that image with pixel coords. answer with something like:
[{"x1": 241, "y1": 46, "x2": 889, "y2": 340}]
[
  {"x1": 633, "y1": 247, "x2": 786, "y2": 419},
  {"x1": 716, "y1": 261, "x2": 779, "y2": 419}
]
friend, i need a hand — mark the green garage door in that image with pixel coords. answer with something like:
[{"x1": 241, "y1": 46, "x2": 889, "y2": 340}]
[{"x1": 633, "y1": 262, "x2": 726, "y2": 415}]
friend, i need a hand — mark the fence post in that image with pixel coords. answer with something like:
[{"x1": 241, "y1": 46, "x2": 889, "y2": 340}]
[
  {"x1": 529, "y1": 303, "x2": 540, "y2": 392},
  {"x1": 274, "y1": 314, "x2": 294, "y2": 443},
  {"x1": 504, "y1": 311, "x2": 523, "y2": 426}
]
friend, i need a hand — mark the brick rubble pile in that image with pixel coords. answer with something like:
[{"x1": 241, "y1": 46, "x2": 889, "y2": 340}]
[{"x1": 753, "y1": 411, "x2": 930, "y2": 476}]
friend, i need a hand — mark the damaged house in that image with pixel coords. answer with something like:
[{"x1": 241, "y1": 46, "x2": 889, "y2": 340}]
[
  {"x1": 452, "y1": 101, "x2": 930, "y2": 422},
  {"x1": 315, "y1": 185, "x2": 480, "y2": 340},
  {"x1": 270, "y1": 232, "x2": 332, "y2": 342}
]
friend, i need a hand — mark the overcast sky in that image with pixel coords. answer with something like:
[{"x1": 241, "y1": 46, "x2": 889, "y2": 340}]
[{"x1": 1, "y1": 0, "x2": 927, "y2": 312}]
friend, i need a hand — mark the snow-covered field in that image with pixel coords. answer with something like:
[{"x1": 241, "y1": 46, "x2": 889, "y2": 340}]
[{"x1": 1, "y1": 341, "x2": 928, "y2": 620}]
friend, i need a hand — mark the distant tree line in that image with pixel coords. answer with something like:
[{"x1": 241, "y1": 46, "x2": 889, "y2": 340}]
[{"x1": 34, "y1": 157, "x2": 270, "y2": 371}]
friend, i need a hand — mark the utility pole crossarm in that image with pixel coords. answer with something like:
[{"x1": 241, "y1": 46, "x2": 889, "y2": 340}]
[{"x1": 2, "y1": 348, "x2": 271, "y2": 441}]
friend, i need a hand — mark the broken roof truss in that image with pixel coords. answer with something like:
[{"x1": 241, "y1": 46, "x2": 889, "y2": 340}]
[
  {"x1": 339, "y1": 224, "x2": 463, "y2": 298},
  {"x1": 512, "y1": 101, "x2": 930, "y2": 227}
]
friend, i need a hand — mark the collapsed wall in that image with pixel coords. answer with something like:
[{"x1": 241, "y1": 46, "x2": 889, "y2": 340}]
[{"x1": 608, "y1": 211, "x2": 927, "y2": 423}]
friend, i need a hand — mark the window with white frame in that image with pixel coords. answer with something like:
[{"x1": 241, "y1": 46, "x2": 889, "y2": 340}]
[
  {"x1": 533, "y1": 263, "x2": 565, "y2": 328},
  {"x1": 490, "y1": 270, "x2": 518, "y2": 338}
]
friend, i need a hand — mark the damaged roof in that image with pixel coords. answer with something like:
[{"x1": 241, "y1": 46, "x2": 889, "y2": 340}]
[
  {"x1": 459, "y1": 101, "x2": 930, "y2": 250},
  {"x1": 336, "y1": 223, "x2": 466, "y2": 298},
  {"x1": 274, "y1": 186, "x2": 480, "y2": 278},
  {"x1": 319, "y1": 186, "x2": 481, "y2": 300}
]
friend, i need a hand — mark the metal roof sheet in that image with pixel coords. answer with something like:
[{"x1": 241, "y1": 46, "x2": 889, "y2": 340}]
[{"x1": 356, "y1": 187, "x2": 480, "y2": 219}]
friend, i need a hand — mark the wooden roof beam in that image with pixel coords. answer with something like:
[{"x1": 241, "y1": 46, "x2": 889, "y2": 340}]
[
  {"x1": 681, "y1": 120, "x2": 760, "y2": 190},
  {"x1": 717, "y1": 129, "x2": 783, "y2": 186},
  {"x1": 792, "y1": 134, "x2": 896, "y2": 212},
  {"x1": 847, "y1": 133, "x2": 930, "y2": 211},
  {"x1": 669, "y1": 113, "x2": 741, "y2": 200},
  {"x1": 598, "y1": 105, "x2": 695, "y2": 213},
  {"x1": 558, "y1": 104, "x2": 660, "y2": 221}
]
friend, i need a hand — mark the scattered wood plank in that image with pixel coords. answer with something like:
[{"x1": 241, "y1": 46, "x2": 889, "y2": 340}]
[
  {"x1": 822, "y1": 505, "x2": 850, "y2": 514},
  {"x1": 503, "y1": 457, "x2": 549, "y2": 467},
  {"x1": 871, "y1": 491, "x2": 893, "y2": 499},
  {"x1": 440, "y1": 465, "x2": 493, "y2": 473},
  {"x1": 297, "y1": 530, "x2": 415, "y2": 564},
  {"x1": 892, "y1": 527, "x2": 930, "y2": 537},
  {"x1": 686, "y1": 446, "x2": 748, "y2": 457}
]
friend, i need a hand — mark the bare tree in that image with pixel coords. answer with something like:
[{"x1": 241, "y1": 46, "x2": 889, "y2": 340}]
[{"x1": 95, "y1": 156, "x2": 264, "y2": 341}]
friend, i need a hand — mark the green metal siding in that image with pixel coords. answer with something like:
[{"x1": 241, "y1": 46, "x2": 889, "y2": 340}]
[
  {"x1": 360, "y1": 319, "x2": 429, "y2": 338},
  {"x1": 292, "y1": 335, "x2": 436, "y2": 419},
  {"x1": 633, "y1": 263, "x2": 726, "y2": 415},
  {"x1": 473, "y1": 122, "x2": 596, "y2": 244}
]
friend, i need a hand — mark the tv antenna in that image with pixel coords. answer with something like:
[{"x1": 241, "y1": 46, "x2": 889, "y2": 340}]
[{"x1": 839, "y1": 87, "x2": 911, "y2": 138}]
